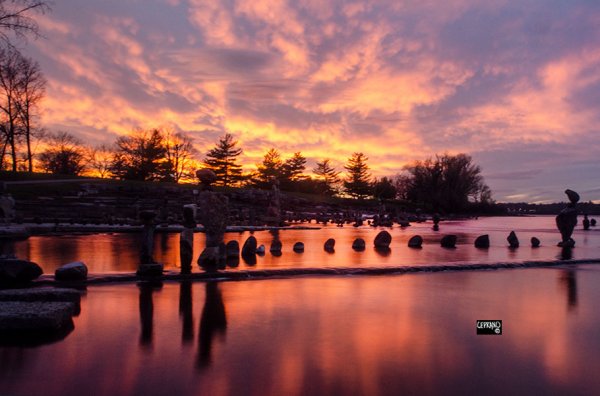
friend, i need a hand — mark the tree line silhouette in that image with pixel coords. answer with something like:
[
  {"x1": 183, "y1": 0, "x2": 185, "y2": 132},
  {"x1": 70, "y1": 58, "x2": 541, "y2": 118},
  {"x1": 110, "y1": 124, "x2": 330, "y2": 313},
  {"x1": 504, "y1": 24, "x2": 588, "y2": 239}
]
[{"x1": 10, "y1": 125, "x2": 494, "y2": 211}]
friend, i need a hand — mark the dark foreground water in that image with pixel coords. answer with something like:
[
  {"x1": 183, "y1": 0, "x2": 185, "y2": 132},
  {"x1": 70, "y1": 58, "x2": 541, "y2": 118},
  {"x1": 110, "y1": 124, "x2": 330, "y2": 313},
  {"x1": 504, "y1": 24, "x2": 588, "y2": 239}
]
[
  {"x1": 3, "y1": 216, "x2": 600, "y2": 273},
  {"x1": 2, "y1": 266, "x2": 600, "y2": 395}
]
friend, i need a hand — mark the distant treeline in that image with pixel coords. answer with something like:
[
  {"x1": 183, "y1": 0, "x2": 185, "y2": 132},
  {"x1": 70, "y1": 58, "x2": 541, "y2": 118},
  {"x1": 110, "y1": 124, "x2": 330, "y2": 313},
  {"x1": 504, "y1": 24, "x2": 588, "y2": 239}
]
[
  {"x1": 2, "y1": 128, "x2": 497, "y2": 213},
  {"x1": 500, "y1": 202, "x2": 600, "y2": 216}
]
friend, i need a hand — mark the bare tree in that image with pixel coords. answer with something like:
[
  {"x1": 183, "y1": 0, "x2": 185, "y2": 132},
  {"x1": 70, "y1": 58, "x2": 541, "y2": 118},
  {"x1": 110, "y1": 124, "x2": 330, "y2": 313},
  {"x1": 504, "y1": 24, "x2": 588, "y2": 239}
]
[
  {"x1": 164, "y1": 129, "x2": 197, "y2": 183},
  {"x1": 15, "y1": 54, "x2": 44, "y2": 172},
  {"x1": 0, "y1": 46, "x2": 22, "y2": 171},
  {"x1": 87, "y1": 144, "x2": 113, "y2": 178},
  {"x1": 39, "y1": 131, "x2": 86, "y2": 175},
  {"x1": 0, "y1": 0, "x2": 50, "y2": 45}
]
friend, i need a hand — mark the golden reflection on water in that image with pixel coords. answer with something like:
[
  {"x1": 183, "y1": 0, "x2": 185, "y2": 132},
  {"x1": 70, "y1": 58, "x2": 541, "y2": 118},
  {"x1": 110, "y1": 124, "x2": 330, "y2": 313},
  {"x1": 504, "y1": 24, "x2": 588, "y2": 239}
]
[
  {"x1": 4, "y1": 216, "x2": 600, "y2": 274},
  {"x1": 2, "y1": 266, "x2": 600, "y2": 395}
]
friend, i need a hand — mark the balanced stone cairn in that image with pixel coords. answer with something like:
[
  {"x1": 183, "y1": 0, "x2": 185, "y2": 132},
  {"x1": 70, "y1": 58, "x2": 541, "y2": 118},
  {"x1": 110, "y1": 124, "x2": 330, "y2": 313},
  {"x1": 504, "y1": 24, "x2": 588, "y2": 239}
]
[
  {"x1": 180, "y1": 205, "x2": 196, "y2": 274},
  {"x1": 556, "y1": 189, "x2": 579, "y2": 248},
  {"x1": 507, "y1": 231, "x2": 519, "y2": 248},
  {"x1": 137, "y1": 211, "x2": 163, "y2": 276}
]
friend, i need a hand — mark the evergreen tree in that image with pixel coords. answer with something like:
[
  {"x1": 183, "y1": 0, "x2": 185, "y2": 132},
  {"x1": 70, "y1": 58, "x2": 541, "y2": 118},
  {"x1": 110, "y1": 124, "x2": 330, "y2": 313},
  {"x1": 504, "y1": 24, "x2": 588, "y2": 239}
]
[
  {"x1": 282, "y1": 151, "x2": 307, "y2": 181},
  {"x1": 343, "y1": 152, "x2": 372, "y2": 199},
  {"x1": 313, "y1": 158, "x2": 340, "y2": 195},
  {"x1": 203, "y1": 133, "x2": 243, "y2": 186},
  {"x1": 109, "y1": 128, "x2": 168, "y2": 181},
  {"x1": 255, "y1": 148, "x2": 283, "y2": 186},
  {"x1": 373, "y1": 176, "x2": 397, "y2": 200}
]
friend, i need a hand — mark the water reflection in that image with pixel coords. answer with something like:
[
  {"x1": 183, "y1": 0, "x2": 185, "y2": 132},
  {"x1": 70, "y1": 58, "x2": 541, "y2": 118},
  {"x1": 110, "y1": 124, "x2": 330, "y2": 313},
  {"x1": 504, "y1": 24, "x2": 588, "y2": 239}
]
[
  {"x1": 197, "y1": 282, "x2": 227, "y2": 369},
  {"x1": 6, "y1": 217, "x2": 600, "y2": 274},
  {"x1": 138, "y1": 281, "x2": 162, "y2": 349},
  {"x1": 560, "y1": 269, "x2": 578, "y2": 311},
  {"x1": 179, "y1": 281, "x2": 194, "y2": 344},
  {"x1": 2, "y1": 268, "x2": 600, "y2": 395}
]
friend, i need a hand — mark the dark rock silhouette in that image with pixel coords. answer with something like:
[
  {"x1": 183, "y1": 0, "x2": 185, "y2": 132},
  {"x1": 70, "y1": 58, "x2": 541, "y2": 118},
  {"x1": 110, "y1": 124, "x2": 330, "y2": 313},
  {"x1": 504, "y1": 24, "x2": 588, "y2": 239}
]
[
  {"x1": 583, "y1": 214, "x2": 590, "y2": 230},
  {"x1": 408, "y1": 235, "x2": 423, "y2": 248},
  {"x1": 270, "y1": 239, "x2": 282, "y2": 254},
  {"x1": 556, "y1": 189, "x2": 579, "y2": 247},
  {"x1": 507, "y1": 231, "x2": 519, "y2": 248},
  {"x1": 324, "y1": 238, "x2": 335, "y2": 252},
  {"x1": 531, "y1": 237, "x2": 541, "y2": 248},
  {"x1": 55, "y1": 261, "x2": 88, "y2": 281},
  {"x1": 138, "y1": 211, "x2": 163, "y2": 276},
  {"x1": 0, "y1": 258, "x2": 43, "y2": 285},
  {"x1": 196, "y1": 169, "x2": 217, "y2": 191},
  {"x1": 256, "y1": 244, "x2": 265, "y2": 255},
  {"x1": 474, "y1": 235, "x2": 490, "y2": 248},
  {"x1": 374, "y1": 231, "x2": 392, "y2": 248},
  {"x1": 440, "y1": 235, "x2": 457, "y2": 248},
  {"x1": 225, "y1": 241, "x2": 240, "y2": 258},
  {"x1": 591, "y1": 218, "x2": 597, "y2": 226},
  {"x1": 180, "y1": 205, "x2": 196, "y2": 274},
  {"x1": 352, "y1": 238, "x2": 366, "y2": 251},
  {"x1": 293, "y1": 242, "x2": 304, "y2": 252},
  {"x1": 432, "y1": 214, "x2": 440, "y2": 231},
  {"x1": 241, "y1": 236, "x2": 257, "y2": 256}
]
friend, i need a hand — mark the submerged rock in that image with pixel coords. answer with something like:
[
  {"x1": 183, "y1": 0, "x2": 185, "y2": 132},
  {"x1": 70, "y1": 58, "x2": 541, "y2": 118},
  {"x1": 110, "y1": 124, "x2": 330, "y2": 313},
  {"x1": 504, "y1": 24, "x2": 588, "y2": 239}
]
[
  {"x1": 55, "y1": 261, "x2": 88, "y2": 281},
  {"x1": 474, "y1": 235, "x2": 490, "y2": 249},
  {"x1": 440, "y1": 235, "x2": 457, "y2": 248},
  {"x1": 374, "y1": 231, "x2": 392, "y2": 248},
  {"x1": 507, "y1": 231, "x2": 519, "y2": 248},
  {"x1": 198, "y1": 247, "x2": 221, "y2": 268},
  {"x1": 531, "y1": 237, "x2": 541, "y2": 248},
  {"x1": 324, "y1": 238, "x2": 335, "y2": 251},
  {"x1": 352, "y1": 238, "x2": 366, "y2": 251},
  {"x1": 242, "y1": 236, "x2": 257, "y2": 256},
  {"x1": 270, "y1": 240, "x2": 282, "y2": 253},
  {"x1": 225, "y1": 240, "x2": 240, "y2": 258},
  {"x1": 408, "y1": 235, "x2": 423, "y2": 248},
  {"x1": 293, "y1": 242, "x2": 304, "y2": 252},
  {"x1": 136, "y1": 263, "x2": 164, "y2": 276}
]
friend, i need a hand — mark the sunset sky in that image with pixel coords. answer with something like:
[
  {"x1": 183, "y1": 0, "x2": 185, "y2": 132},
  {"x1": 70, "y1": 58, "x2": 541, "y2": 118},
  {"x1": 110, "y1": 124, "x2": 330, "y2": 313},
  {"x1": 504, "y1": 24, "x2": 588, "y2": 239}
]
[{"x1": 21, "y1": 0, "x2": 600, "y2": 203}]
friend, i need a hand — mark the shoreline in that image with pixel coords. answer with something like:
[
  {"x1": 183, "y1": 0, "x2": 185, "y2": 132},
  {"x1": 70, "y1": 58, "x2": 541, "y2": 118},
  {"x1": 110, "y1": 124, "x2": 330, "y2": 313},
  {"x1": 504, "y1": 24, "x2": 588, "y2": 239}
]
[
  {"x1": 29, "y1": 257, "x2": 600, "y2": 287},
  {"x1": 0, "y1": 223, "x2": 322, "y2": 239}
]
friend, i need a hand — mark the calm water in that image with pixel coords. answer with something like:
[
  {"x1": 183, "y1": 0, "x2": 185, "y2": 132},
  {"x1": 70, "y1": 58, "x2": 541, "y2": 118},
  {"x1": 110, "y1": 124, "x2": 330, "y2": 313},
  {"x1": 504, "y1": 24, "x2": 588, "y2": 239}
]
[
  {"x1": 2, "y1": 266, "x2": 600, "y2": 395},
  {"x1": 2, "y1": 216, "x2": 600, "y2": 273}
]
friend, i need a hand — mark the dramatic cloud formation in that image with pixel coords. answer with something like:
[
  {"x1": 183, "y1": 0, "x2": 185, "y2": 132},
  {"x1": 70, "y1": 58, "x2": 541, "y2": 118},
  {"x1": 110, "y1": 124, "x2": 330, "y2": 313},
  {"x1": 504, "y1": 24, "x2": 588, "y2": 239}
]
[{"x1": 23, "y1": 0, "x2": 600, "y2": 202}]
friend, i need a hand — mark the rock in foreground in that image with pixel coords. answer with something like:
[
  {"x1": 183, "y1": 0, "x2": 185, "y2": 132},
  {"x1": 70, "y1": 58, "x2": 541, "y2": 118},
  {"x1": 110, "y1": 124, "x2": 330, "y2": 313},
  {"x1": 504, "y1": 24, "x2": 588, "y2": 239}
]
[
  {"x1": 55, "y1": 261, "x2": 88, "y2": 281},
  {"x1": 374, "y1": 231, "x2": 392, "y2": 248},
  {"x1": 474, "y1": 235, "x2": 490, "y2": 248},
  {"x1": 440, "y1": 235, "x2": 457, "y2": 248},
  {"x1": 408, "y1": 235, "x2": 423, "y2": 248},
  {"x1": 0, "y1": 259, "x2": 43, "y2": 285}
]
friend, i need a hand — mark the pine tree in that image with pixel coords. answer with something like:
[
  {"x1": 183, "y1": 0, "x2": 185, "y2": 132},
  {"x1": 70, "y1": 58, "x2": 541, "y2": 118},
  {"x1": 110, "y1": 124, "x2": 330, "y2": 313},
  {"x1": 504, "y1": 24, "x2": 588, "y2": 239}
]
[
  {"x1": 282, "y1": 151, "x2": 307, "y2": 181},
  {"x1": 343, "y1": 152, "x2": 372, "y2": 199},
  {"x1": 203, "y1": 133, "x2": 243, "y2": 186},
  {"x1": 313, "y1": 158, "x2": 340, "y2": 195},
  {"x1": 255, "y1": 148, "x2": 283, "y2": 185}
]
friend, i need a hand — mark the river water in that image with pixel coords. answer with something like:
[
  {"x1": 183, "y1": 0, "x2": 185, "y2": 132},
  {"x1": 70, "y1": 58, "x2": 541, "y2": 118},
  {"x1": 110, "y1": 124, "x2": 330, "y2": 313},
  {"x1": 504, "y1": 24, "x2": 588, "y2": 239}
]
[
  {"x1": 3, "y1": 216, "x2": 600, "y2": 273},
  {"x1": 1, "y1": 216, "x2": 600, "y2": 395}
]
